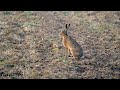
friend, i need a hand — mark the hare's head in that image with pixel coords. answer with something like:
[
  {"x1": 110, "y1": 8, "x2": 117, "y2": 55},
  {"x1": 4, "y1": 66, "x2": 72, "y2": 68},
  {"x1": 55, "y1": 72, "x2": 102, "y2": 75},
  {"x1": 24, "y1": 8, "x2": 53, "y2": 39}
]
[
  {"x1": 60, "y1": 24, "x2": 70, "y2": 36},
  {"x1": 60, "y1": 30, "x2": 67, "y2": 36}
]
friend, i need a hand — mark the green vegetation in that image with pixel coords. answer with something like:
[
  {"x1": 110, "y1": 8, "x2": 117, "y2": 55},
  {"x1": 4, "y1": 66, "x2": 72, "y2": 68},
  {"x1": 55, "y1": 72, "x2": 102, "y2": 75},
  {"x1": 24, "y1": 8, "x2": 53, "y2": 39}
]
[{"x1": 0, "y1": 11, "x2": 120, "y2": 79}]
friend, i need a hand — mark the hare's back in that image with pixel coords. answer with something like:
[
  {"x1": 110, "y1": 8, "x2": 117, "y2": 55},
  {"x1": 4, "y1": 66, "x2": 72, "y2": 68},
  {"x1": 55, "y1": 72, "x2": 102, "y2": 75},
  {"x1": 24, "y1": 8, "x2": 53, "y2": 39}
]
[{"x1": 67, "y1": 36, "x2": 81, "y2": 48}]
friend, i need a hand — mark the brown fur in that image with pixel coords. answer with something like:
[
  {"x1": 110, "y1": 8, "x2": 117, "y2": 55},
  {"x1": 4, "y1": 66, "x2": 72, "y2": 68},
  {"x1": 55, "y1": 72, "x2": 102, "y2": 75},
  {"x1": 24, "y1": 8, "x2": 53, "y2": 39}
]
[{"x1": 60, "y1": 24, "x2": 83, "y2": 60}]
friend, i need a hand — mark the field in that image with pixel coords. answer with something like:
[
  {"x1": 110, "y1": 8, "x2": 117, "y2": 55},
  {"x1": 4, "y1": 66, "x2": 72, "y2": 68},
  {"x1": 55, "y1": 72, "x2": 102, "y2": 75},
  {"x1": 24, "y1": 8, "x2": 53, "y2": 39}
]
[{"x1": 0, "y1": 11, "x2": 120, "y2": 79}]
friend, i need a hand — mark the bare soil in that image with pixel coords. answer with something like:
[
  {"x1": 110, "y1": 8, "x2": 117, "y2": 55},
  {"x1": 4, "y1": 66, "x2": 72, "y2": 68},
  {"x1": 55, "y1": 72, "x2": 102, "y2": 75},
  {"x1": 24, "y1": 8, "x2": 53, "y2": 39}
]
[{"x1": 0, "y1": 11, "x2": 120, "y2": 79}]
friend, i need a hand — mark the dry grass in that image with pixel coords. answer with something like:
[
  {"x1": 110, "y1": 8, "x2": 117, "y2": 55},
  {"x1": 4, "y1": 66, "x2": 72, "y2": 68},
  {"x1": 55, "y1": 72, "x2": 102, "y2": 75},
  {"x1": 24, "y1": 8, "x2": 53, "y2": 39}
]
[{"x1": 0, "y1": 11, "x2": 120, "y2": 79}]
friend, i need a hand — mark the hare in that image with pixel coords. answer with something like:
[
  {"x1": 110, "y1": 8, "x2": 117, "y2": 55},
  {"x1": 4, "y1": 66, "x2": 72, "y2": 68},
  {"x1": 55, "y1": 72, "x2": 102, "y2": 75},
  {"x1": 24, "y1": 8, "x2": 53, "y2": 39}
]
[{"x1": 60, "y1": 24, "x2": 83, "y2": 60}]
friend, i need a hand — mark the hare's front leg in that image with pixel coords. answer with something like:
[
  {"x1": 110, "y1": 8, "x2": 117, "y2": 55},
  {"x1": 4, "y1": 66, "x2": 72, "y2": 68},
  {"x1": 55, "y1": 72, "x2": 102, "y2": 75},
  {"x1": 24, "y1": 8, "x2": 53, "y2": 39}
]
[
  {"x1": 65, "y1": 48, "x2": 69, "y2": 60},
  {"x1": 68, "y1": 49, "x2": 71, "y2": 57}
]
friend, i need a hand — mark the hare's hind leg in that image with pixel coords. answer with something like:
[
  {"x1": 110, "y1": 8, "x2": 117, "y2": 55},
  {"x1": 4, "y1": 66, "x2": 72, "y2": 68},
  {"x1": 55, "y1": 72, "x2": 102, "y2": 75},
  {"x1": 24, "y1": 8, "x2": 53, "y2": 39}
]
[{"x1": 71, "y1": 52, "x2": 80, "y2": 60}]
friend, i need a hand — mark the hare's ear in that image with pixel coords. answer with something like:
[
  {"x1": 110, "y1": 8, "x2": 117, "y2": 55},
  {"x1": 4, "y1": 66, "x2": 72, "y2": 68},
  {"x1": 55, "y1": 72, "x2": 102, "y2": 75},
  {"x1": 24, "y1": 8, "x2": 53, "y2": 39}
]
[
  {"x1": 66, "y1": 24, "x2": 70, "y2": 30},
  {"x1": 66, "y1": 24, "x2": 68, "y2": 29},
  {"x1": 68, "y1": 24, "x2": 70, "y2": 29}
]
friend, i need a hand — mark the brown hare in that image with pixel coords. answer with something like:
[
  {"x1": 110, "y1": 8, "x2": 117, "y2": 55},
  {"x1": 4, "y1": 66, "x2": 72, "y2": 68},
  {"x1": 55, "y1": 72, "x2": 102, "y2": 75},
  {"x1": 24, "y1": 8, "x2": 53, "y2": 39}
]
[{"x1": 60, "y1": 24, "x2": 83, "y2": 60}]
